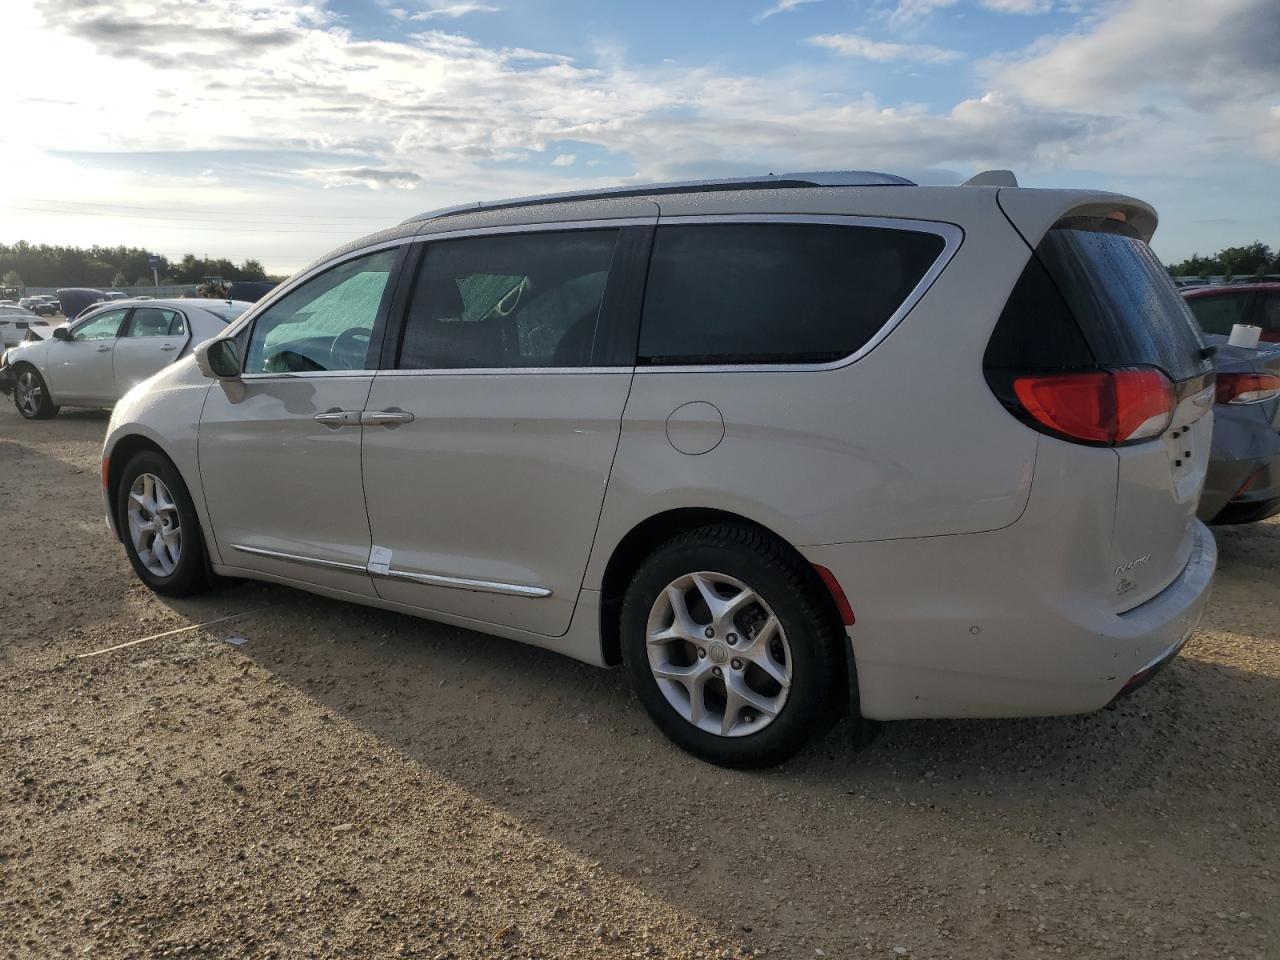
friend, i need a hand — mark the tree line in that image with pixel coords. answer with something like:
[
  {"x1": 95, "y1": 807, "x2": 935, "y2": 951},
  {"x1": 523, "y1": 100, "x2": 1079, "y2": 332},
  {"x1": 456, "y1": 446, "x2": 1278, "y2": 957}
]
[
  {"x1": 1167, "y1": 242, "x2": 1275, "y2": 280},
  {"x1": 0, "y1": 241, "x2": 280, "y2": 289}
]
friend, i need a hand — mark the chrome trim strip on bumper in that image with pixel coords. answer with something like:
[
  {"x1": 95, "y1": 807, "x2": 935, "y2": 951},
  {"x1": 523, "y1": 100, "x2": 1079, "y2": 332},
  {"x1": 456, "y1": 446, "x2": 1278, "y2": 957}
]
[{"x1": 229, "y1": 543, "x2": 552, "y2": 598}]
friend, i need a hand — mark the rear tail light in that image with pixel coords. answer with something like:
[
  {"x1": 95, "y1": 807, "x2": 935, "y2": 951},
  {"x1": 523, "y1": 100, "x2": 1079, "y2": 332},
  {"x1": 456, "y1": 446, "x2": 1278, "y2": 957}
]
[
  {"x1": 1215, "y1": 372, "x2": 1280, "y2": 405},
  {"x1": 1010, "y1": 367, "x2": 1176, "y2": 446}
]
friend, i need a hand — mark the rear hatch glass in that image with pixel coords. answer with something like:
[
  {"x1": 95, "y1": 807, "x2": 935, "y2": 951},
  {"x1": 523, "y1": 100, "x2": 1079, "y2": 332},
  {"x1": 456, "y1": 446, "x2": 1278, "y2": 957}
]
[
  {"x1": 1036, "y1": 218, "x2": 1212, "y2": 383},
  {"x1": 1037, "y1": 218, "x2": 1213, "y2": 610}
]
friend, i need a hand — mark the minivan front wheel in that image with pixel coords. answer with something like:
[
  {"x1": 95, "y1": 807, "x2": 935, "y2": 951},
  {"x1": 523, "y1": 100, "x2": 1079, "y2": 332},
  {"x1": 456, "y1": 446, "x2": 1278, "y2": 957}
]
[
  {"x1": 621, "y1": 524, "x2": 849, "y2": 768},
  {"x1": 117, "y1": 451, "x2": 210, "y2": 597}
]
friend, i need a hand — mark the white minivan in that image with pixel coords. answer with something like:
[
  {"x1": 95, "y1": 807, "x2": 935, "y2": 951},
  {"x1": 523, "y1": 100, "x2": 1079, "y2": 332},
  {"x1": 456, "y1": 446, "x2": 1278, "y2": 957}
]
[{"x1": 101, "y1": 172, "x2": 1217, "y2": 767}]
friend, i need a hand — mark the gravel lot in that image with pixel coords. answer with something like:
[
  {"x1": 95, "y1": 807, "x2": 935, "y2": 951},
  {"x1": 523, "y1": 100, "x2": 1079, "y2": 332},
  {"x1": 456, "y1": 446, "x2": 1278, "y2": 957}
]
[{"x1": 1, "y1": 401, "x2": 1277, "y2": 960}]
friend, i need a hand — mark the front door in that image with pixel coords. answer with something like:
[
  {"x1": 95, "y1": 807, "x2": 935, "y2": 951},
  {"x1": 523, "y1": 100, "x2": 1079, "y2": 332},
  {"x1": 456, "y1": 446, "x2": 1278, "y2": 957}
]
[
  {"x1": 198, "y1": 246, "x2": 404, "y2": 598},
  {"x1": 361, "y1": 225, "x2": 648, "y2": 636},
  {"x1": 44, "y1": 307, "x2": 127, "y2": 402},
  {"x1": 113, "y1": 305, "x2": 188, "y2": 396}
]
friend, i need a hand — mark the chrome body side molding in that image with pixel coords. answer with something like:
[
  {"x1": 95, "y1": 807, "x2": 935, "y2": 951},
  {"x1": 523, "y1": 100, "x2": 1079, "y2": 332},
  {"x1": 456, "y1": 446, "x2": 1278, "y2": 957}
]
[{"x1": 229, "y1": 543, "x2": 552, "y2": 599}]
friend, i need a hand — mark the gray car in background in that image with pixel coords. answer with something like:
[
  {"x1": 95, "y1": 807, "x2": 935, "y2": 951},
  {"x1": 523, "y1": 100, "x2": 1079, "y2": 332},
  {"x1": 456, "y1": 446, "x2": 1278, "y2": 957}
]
[{"x1": 1194, "y1": 336, "x2": 1280, "y2": 524}]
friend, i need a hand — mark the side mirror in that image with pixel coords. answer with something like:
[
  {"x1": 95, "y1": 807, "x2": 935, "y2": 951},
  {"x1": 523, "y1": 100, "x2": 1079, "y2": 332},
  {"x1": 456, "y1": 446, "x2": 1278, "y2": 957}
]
[
  {"x1": 52, "y1": 327, "x2": 72, "y2": 341},
  {"x1": 195, "y1": 337, "x2": 242, "y2": 380}
]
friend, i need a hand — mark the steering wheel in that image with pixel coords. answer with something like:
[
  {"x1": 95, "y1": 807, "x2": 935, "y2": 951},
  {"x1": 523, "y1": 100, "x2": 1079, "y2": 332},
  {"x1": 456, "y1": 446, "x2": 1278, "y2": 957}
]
[{"x1": 330, "y1": 327, "x2": 371, "y2": 370}]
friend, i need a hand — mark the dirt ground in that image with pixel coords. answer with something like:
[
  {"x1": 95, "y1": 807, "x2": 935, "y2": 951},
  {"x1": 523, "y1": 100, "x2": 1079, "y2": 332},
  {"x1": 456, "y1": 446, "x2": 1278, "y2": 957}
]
[{"x1": 1, "y1": 402, "x2": 1277, "y2": 960}]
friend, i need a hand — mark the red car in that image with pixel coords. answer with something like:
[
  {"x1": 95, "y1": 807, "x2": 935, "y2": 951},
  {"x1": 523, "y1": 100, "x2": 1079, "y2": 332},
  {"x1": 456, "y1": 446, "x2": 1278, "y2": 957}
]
[{"x1": 1182, "y1": 282, "x2": 1280, "y2": 342}]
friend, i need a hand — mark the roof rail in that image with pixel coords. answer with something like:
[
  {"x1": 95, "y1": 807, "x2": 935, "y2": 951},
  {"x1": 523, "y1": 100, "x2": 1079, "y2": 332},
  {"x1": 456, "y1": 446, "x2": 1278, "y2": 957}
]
[{"x1": 403, "y1": 170, "x2": 915, "y2": 224}]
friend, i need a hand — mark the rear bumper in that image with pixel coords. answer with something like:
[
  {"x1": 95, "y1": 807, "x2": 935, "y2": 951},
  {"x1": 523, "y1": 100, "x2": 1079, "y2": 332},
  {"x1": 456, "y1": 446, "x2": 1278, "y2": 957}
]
[{"x1": 803, "y1": 521, "x2": 1216, "y2": 721}]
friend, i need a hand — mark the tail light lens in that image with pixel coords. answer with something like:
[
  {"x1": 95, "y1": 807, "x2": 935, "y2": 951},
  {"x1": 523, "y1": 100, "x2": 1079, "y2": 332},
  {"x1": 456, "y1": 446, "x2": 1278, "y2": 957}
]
[
  {"x1": 1215, "y1": 372, "x2": 1280, "y2": 405},
  {"x1": 1011, "y1": 367, "x2": 1176, "y2": 445}
]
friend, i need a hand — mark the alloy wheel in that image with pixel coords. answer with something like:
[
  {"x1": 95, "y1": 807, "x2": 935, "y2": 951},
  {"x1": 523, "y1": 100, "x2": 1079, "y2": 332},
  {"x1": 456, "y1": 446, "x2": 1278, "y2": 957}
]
[
  {"x1": 645, "y1": 571, "x2": 792, "y2": 737},
  {"x1": 127, "y1": 473, "x2": 183, "y2": 577},
  {"x1": 15, "y1": 370, "x2": 41, "y2": 417}
]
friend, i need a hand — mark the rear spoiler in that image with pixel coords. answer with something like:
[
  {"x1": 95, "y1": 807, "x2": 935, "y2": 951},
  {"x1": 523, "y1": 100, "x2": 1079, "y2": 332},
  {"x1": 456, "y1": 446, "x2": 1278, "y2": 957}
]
[{"x1": 997, "y1": 188, "x2": 1159, "y2": 245}]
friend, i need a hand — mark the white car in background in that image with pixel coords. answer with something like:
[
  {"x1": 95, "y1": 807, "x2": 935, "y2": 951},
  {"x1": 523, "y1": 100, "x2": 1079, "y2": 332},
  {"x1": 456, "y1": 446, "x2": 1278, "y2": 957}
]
[{"x1": 2, "y1": 298, "x2": 251, "y2": 419}]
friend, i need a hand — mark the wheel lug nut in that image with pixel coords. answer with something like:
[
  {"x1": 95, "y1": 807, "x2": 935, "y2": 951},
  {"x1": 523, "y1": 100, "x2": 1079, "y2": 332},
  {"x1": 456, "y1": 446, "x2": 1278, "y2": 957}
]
[
  {"x1": 697, "y1": 648, "x2": 707, "y2": 659},
  {"x1": 731, "y1": 658, "x2": 743, "y2": 670},
  {"x1": 704, "y1": 626, "x2": 715, "y2": 639},
  {"x1": 712, "y1": 666, "x2": 723, "y2": 678},
  {"x1": 726, "y1": 633, "x2": 738, "y2": 646}
]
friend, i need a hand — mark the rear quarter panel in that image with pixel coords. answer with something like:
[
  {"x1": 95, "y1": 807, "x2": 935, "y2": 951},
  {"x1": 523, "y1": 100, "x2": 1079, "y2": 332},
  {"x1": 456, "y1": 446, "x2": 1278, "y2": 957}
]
[{"x1": 585, "y1": 189, "x2": 1041, "y2": 588}]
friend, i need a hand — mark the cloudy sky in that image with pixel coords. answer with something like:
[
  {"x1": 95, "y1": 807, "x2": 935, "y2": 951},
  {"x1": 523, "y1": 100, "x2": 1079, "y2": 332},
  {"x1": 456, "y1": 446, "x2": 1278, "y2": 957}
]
[{"x1": 1, "y1": 0, "x2": 1276, "y2": 274}]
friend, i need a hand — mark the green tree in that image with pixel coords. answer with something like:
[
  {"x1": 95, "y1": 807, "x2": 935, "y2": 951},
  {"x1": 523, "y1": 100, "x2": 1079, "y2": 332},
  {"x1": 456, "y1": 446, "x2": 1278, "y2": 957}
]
[
  {"x1": 111, "y1": 271, "x2": 128, "y2": 288},
  {"x1": 2, "y1": 269, "x2": 21, "y2": 286}
]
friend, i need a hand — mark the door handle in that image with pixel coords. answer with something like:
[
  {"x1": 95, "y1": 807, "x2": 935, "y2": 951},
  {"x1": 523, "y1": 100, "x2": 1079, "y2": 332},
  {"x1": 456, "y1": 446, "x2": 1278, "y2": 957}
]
[
  {"x1": 160, "y1": 344, "x2": 177, "y2": 352},
  {"x1": 313, "y1": 409, "x2": 362, "y2": 428},
  {"x1": 360, "y1": 409, "x2": 415, "y2": 426},
  {"x1": 96, "y1": 345, "x2": 111, "y2": 352}
]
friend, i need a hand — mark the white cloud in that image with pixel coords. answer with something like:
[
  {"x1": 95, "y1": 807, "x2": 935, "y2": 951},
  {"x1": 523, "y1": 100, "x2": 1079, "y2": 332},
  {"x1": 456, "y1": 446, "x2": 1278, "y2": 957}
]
[
  {"x1": 0, "y1": 0, "x2": 1276, "y2": 269},
  {"x1": 989, "y1": 0, "x2": 1280, "y2": 161},
  {"x1": 884, "y1": 0, "x2": 957, "y2": 27},
  {"x1": 390, "y1": 1, "x2": 499, "y2": 21},
  {"x1": 885, "y1": 0, "x2": 1052, "y2": 25},
  {"x1": 305, "y1": 167, "x2": 424, "y2": 189},
  {"x1": 978, "y1": 0, "x2": 1052, "y2": 13},
  {"x1": 551, "y1": 153, "x2": 576, "y2": 167},
  {"x1": 808, "y1": 32, "x2": 962, "y2": 63},
  {"x1": 753, "y1": 0, "x2": 821, "y2": 23}
]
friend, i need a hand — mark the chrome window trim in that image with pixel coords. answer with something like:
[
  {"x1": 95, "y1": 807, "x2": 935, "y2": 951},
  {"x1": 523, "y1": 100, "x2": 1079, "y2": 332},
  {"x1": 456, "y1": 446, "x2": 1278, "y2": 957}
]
[
  {"x1": 412, "y1": 216, "x2": 656, "y2": 244},
  {"x1": 230, "y1": 543, "x2": 368, "y2": 573},
  {"x1": 387, "y1": 213, "x2": 959, "y2": 377},
  {"x1": 240, "y1": 370, "x2": 379, "y2": 381},
  {"x1": 225, "y1": 212, "x2": 958, "y2": 378},
  {"x1": 634, "y1": 213, "x2": 963, "y2": 375},
  {"x1": 374, "y1": 366, "x2": 630, "y2": 378}
]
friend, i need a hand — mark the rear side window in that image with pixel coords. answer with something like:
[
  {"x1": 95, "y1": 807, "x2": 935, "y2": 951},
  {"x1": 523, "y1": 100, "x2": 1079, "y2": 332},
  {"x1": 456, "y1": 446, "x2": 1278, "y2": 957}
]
[
  {"x1": 1034, "y1": 219, "x2": 1211, "y2": 381},
  {"x1": 398, "y1": 229, "x2": 620, "y2": 369},
  {"x1": 638, "y1": 222, "x2": 945, "y2": 365},
  {"x1": 1186, "y1": 293, "x2": 1253, "y2": 336},
  {"x1": 125, "y1": 307, "x2": 182, "y2": 337}
]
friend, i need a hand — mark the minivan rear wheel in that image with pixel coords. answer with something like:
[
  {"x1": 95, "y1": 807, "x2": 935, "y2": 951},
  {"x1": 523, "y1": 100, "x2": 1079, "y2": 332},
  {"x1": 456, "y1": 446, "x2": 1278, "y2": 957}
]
[
  {"x1": 117, "y1": 451, "x2": 211, "y2": 597},
  {"x1": 621, "y1": 524, "x2": 849, "y2": 768}
]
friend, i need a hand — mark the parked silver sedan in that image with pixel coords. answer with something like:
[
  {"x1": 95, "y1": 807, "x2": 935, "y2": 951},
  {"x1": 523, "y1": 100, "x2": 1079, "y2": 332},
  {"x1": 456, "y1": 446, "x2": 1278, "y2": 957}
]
[{"x1": 0, "y1": 298, "x2": 251, "y2": 419}]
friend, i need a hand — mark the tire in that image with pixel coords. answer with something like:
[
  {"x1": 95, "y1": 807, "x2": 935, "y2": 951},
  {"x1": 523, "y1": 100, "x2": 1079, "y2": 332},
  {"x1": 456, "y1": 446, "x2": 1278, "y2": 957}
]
[
  {"x1": 621, "y1": 523, "x2": 850, "y2": 768},
  {"x1": 116, "y1": 450, "x2": 211, "y2": 597},
  {"x1": 12, "y1": 365, "x2": 59, "y2": 419}
]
